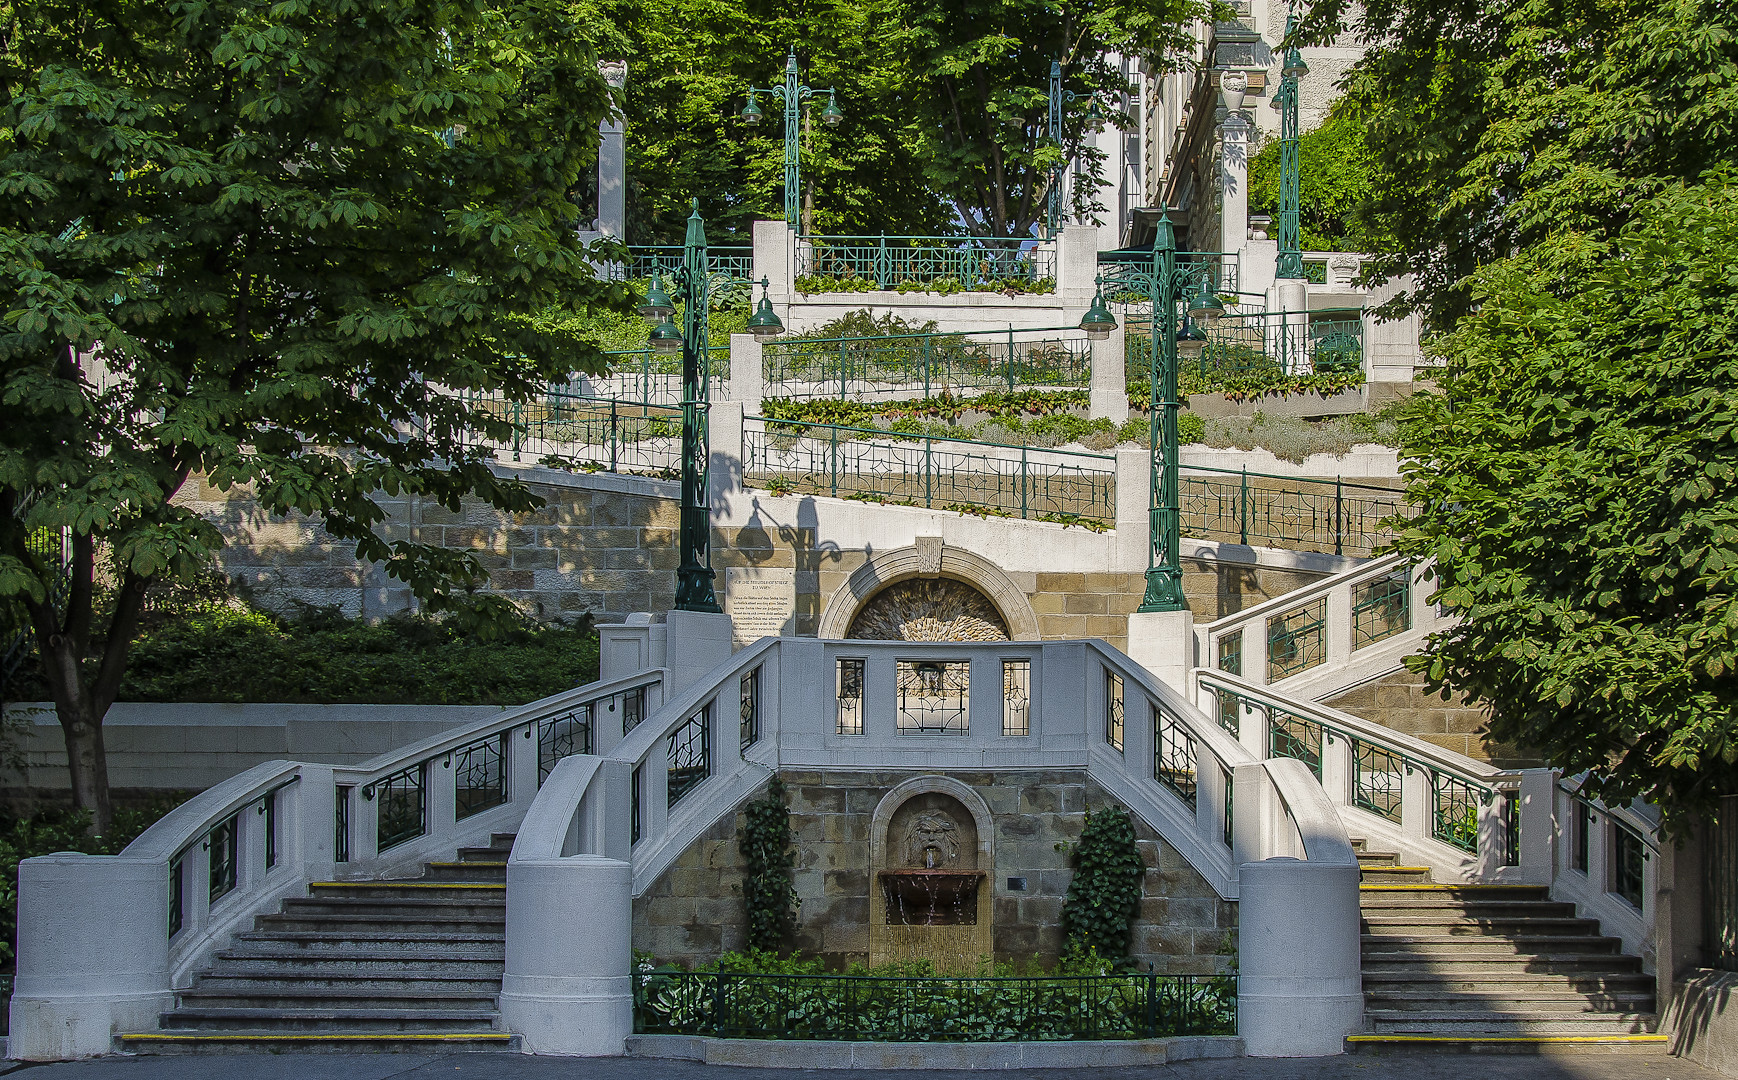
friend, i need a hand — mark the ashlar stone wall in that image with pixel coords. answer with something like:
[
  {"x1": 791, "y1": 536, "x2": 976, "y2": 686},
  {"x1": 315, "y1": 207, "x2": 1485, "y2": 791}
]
[
  {"x1": 633, "y1": 769, "x2": 1237, "y2": 974},
  {"x1": 1325, "y1": 668, "x2": 1541, "y2": 768}
]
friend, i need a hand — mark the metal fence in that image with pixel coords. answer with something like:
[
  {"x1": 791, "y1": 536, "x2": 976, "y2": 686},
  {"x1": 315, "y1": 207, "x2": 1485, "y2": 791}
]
[
  {"x1": 1179, "y1": 466, "x2": 1410, "y2": 558},
  {"x1": 461, "y1": 392, "x2": 684, "y2": 478},
  {"x1": 745, "y1": 419, "x2": 1115, "y2": 527},
  {"x1": 562, "y1": 346, "x2": 729, "y2": 407},
  {"x1": 634, "y1": 971, "x2": 1235, "y2": 1041},
  {"x1": 1126, "y1": 308, "x2": 1365, "y2": 379},
  {"x1": 614, "y1": 245, "x2": 754, "y2": 284},
  {"x1": 764, "y1": 326, "x2": 1092, "y2": 401},
  {"x1": 798, "y1": 235, "x2": 1056, "y2": 289}
]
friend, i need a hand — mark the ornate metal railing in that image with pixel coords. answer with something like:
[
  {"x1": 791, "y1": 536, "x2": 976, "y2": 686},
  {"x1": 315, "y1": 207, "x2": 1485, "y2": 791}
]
[
  {"x1": 1178, "y1": 465, "x2": 1409, "y2": 558},
  {"x1": 633, "y1": 970, "x2": 1235, "y2": 1041},
  {"x1": 745, "y1": 418, "x2": 1116, "y2": 527},
  {"x1": 461, "y1": 392, "x2": 685, "y2": 479},
  {"x1": 797, "y1": 235, "x2": 1056, "y2": 290},
  {"x1": 582, "y1": 345, "x2": 730, "y2": 406},
  {"x1": 1097, "y1": 250, "x2": 1239, "y2": 297},
  {"x1": 618, "y1": 245, "x2": 754, "y2": 283},
  {"x1": 764, "y1": 325, "x2": 1092, "y2": 401},
  {"x1": 1127, "y1": 307, "x2": 1365, "y2": 378}
]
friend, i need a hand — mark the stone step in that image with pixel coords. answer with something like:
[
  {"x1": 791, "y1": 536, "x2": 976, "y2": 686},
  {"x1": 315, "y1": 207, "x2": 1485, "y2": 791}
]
[
  {"x1": 1361, "y1": 970, "x2": 1656, "y2": 994},
  {"x1": 420, "y1": 860, "x2": 507, "y2": 883},
  {"x1": 176, "y1": 987, "x2": 500, "y2": 1012},
  {"x1": 1362, "y1": 916, "x2": 1602, "y2": 936},
  {"x1": 1360, "y1": 883, "x2": 1551, "y2": 898},
  {"x1": 1364, "y1": 991, "x2": 1656, "y2": 1014},
  {"x1": 192, "y1": 971, "x2": 503, "y2": 995},
  {"x1": 1366, "y1": 1011, "x2": 1658, "y2": 1036},
  {"x1": 307, "y1": 881, "x2": 505, "y2": 901},
  {"x1": 117, "y1": 1031, "x2": 519, "y2": 1055},
  {"x1": 456, "y1": 846, "x2": 512, "y2": 863},
  {"x1": 229, "y1": 930, "x2": 505, "y2": 956},
  {"x1": 210, "y1": 951, "x2": 505, "y2": 975},
  {"x1": 1356, "y1": 849, "x2": 1401, "y2": 864},
  {"x1": 281, "y1": 896, "x2": 506, "y2": 920},
  {"x1": 256, "y1": 912, "x2": 506, "y2": 936},
  {"x1": 1361, "y1": 954, "x2": 1643, "y2": 975},
  {"x1": 1358, "y1": 900, "x2": 1579, "y2": 919},
  {"x1": 1362, "y1": 934, "x2": 1621, "y2": 956},
  {"x1": 1345, "y1": 1033, "x2": 1670, "y2": 1056},
  {"x1": 157, "y1": 1007, "x2": 502, "y2": 1033},
  {"x1": 1359, "y1": 867, "x2": 1434, "y2": 884}
]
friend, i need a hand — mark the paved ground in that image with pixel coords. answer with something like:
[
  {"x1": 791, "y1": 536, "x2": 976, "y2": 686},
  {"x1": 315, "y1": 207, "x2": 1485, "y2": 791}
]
[{"x1": 0, "y1": 1053, "x2": 1723, "y2": 1080}]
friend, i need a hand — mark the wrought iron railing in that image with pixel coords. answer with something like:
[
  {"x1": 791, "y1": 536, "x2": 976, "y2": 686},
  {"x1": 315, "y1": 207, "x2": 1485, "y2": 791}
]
[
  {"x1": 617, "y1": 245, "x2": 754, "y2": 284},
  {"x1": 633, "y1": 970, "x2": 1235, "y2": 1041},
  {"x1": 1127, "y1": 308, "x2": 1365, "y2": 378},
  {"x1": 745, "y1": 418, "x2": 1116, "y2": 527},
  {"x1": 584, "y1": 345, "x2": 730, "y2": 406},
  {"x1": 1179, "y1": 465, "x2": 1410, "y2": 558},
  {"x1": 1096, "y1": 250, "x2": 1239, "y2": 297},
  {"x1": 798, "y1": 235, "x2": 1056, "y2": 290},
  {"x1": 462, "y1": 392, "x2": 684, "y2": 478},
  {"x1": 764, "y1": 326, "x2": 1092, "y2": 401}
]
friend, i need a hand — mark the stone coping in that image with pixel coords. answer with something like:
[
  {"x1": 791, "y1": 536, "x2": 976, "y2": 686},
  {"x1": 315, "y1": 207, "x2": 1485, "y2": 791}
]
[{"x1": 627, "y1": 1033, "x2": 1243, "y2": 1069}]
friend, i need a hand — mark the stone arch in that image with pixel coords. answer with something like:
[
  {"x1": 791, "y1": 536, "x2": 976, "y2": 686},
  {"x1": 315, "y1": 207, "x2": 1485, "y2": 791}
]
[
  {"x1": 867, "y1": 776, "x2": 996, "y2": 965},
  {"x1": 868, "y1": 775, "x2": 996, "y2": 874},
  {"x1": 817, "y1": 538, "x2": 1040, "y2": 641}
]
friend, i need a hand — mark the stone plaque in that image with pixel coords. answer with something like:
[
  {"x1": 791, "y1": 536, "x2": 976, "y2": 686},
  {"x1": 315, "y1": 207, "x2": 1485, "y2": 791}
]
[{"x1": 726, "y1": 567, "x2": 795, "y2": 647}]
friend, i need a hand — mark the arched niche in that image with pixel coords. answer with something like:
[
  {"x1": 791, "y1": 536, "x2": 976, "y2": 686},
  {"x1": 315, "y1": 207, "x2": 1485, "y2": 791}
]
[
  {"x1": 817, "y1": 539, "x2": 1040, "y2": 641},
  {"x1": 866, "y1": 776, "x2": 996, "y2": 968}
]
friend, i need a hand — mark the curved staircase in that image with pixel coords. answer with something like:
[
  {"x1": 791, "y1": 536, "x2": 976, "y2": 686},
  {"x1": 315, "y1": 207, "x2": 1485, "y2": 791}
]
[
  {"x1": 1345, "y1": 840, "x2": 1665, "y2": 1055},
  {"x1": 119, "y1": 835, "x2": 519, "y2": 1054}
]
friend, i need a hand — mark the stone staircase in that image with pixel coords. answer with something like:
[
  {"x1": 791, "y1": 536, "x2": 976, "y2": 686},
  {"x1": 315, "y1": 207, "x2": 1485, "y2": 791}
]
[
  {"x1": 1345, "y1": 840, "x2": 1666, "y2": 1055},
  {"x1": 119, "y1": 835, "x2": 518, "y2": 1054}
]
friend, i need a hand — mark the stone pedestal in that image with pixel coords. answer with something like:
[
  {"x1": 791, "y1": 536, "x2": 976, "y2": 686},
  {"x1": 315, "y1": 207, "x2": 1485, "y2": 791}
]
[{"x1": 1125, "y1": 608, "x2": 1195, "y2": 694}]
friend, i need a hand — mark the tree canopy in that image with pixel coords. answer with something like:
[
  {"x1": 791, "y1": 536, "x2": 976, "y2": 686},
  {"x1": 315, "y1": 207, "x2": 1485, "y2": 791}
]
[
  {"x1": 0, "y1": 0, "x2": 621, "y2": 831},
  {"x1": 1247, "y1": 98, "x2": 1376, "y2": 253},
  {"x1": 1306, "y1": 0, "x2": 1738, "y2": 329},
  {"x1": 1393, "y1": 179, "x2": 1738, "y2": 830}
]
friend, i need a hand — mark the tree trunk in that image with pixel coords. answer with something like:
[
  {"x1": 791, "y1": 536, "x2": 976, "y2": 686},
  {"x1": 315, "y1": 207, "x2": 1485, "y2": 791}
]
[{"x1": 57, "y1": 697, "x2": 113, "y2": 836}]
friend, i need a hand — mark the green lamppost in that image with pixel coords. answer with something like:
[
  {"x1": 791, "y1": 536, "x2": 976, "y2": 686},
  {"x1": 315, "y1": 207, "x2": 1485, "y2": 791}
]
[
  {"x1": 742, "y1": 48, "x2": 843, "y2": 229},
  {"x1": 1083, "y1": 214, "x2": 1222, "y2": 612},
  {"x1": 1275, "y1": 14, "x2": 1309, "y2": 280},
  {"x1": 1046, "y1": 60, "x2": 1104, "y2": 237},
  {"x1": 639, "y1": 200, "x2": 784, "y2": 612}
]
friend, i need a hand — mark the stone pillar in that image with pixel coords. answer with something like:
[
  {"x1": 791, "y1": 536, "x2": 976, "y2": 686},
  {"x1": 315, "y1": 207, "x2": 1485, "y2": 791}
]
[
  {"x1": 1275, "y1": 280, "x2": 1308, "y2": 374},
  {"x1": 726, "y1": 333, "x2": 765, "y2": 408},
  {"x1": 1219, "y1": 74, "x2": 1251, "y2": 259},
  {"x1": 708, "y1": 400, "x2": 745, "y2": 507},
  {"x1": 1113, "y1": 449, "x2": 1151, "y2": 572},
  {"x1": 1056, "y1": 222, "x2": 1101, "y2": 305},
  {"x1": 1126, "y1": 608, "x2": 1195, "y2": 695},
  {"x1": 664, "y1": 609, "x2": 734, "y2": 694},
  {"x1": 9, "y1": 855, "x2": 173, "y2": 1059},
  {"x1": 499, "y1": 854, "x2": 634, "y2": 1055},
  {"x1": 753, "y1": 220, "x2": 795, "y2": 309},
  {"x1": 596, "y1": 62, "x2": 627, "y2": 239},
  {"x1": 1516, "y1": 768, "x2": 1557, "y2": 887},
  {"x1": 1238, "y1": 856, "x2": 1364, "y2": 1056},
  {"x1": 1089, "y1": 324, "x2": 1128, "y2": 422}
]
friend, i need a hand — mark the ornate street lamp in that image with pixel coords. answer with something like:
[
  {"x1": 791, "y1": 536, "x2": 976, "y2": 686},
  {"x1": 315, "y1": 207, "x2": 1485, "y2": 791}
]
[
  {"x1": 1275, "y1": 12, "x2": 1309, "y2": 280},
  {"x1": 1084, "y1": 213, "x2": 1211, "y2": 613},
  {"x1": 1047, "y1": 60, "x2": 1106, "y2": 237},
  {"x1": 637, "y1": 200, "x2": 783, "y2": 611},
  {"x1": 743, "y1": 48, "x2": 842, "y2": 229}
]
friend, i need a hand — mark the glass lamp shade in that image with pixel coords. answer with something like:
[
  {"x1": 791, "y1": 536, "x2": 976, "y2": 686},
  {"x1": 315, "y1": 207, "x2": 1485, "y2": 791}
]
[
  {"x1": 649, "y1": 316, "x2": 684, "y2": 355},
  {"x1": 1282, "y1": 48, "x2": 1309, "y2": 79},
  {"x1": 820, "y1": 94, "x2": 844, "y2": 126},
  {"x1": 1079, "y1": 288, "x2": 1118, "y2": 341},
  {"x1": 1187, "y1": 282, "x2": 1225, "y2": 321},
  {"x1": 741, "y1": 96, "x2": 763, "y2": 124}
]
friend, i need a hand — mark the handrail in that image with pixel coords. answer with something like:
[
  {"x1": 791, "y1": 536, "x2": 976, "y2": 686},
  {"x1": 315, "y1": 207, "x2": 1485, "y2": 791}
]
[
  {"x1": 767, "y1": 325, "x2": 1090, "y2": 348},
  {"x1": 1261, "y1": 756, "x2": 1358, "y2": 866},
  {"x1": 1199, "y1": 552, "x2": 1413, "y2": 639},
  {"x1": 1181, "y1": 465, "x2": 1405, "y2": 497},
  {"x1": 122, "y1": 760, "x2": 303, "y2": 863}
]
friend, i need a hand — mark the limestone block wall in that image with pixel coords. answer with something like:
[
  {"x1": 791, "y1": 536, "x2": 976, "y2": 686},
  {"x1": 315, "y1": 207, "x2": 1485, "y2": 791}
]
[
  {"x1": 633, "y1": 769, "x2": 1236, "y2": 974},
  {"x1": 1324, "y1": 668, "x2": 1541, "y2": 768}
]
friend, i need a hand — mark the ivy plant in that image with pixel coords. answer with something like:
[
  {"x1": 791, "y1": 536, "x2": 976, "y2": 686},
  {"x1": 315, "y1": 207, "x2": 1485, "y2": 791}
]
[
  {"x1": 1059, "y1": 805, "x2": 1146, "y2": 965},
  {"x1": 738, "y1": 777, "x2": 799, "y2": 951}
]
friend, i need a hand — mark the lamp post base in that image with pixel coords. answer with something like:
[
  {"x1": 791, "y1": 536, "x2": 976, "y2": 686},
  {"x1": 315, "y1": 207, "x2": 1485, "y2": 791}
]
[
  {"x1": 1135, "y1": 566, "x2": 1187, "y2": 614},
  {"x1": 675, "y1": 564, "x2": 721, "y2": 614}
]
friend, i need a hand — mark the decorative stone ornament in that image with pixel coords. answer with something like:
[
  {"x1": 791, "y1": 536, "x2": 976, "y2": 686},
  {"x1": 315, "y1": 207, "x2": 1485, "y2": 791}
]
[{"x1": 1219, "y1": 70, "x2": 1249, "y2": 115}]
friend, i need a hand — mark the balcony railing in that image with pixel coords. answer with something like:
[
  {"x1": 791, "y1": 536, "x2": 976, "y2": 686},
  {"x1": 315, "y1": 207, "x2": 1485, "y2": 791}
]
[
  {"x1": 797, "y1": 235, "x2": 1056, "y2": 290},
  {"x1": 763, "y1": 325, "x2": 1093, "y2": 402}
]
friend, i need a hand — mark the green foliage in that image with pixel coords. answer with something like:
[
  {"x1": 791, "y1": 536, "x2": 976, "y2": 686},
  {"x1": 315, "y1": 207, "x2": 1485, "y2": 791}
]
[
  {"x1": 0, "y1": 0, "x2": 621, "y2": 829},
  {"x1": 738, "y1": 778, "x2": 799, "y2": 952},
  {"x1": 1392, "y1": 179, "x2": 1738, "y2": 829},
  {"x1": 0, "y1": 797, "x2": 186, "y2": 964},
  {"x1": 1307, "y1": 0, "x2": 1738, "y2": 329},
  {"x1": 795, "y1": 274, "x2": 877, "y2": 295},
  {"x1": 1059, "y1": 806, "x2": 1145, "y2": 965},
  {"x1": 1248, "y1": 99, "x2": 1378, "y2": 253},
  {"x1": 1197, "y1": 411, "x2": 1401, "y2": 464},
  {"x1": 1118, "y1": 414, "x2": 1205, "y2": 446}
]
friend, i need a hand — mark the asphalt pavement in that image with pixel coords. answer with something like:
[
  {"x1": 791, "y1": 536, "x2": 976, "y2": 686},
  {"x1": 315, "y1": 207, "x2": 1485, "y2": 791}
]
[{"x1": 0, "y1": 1052, "x2": 1721, "y2": 1080}]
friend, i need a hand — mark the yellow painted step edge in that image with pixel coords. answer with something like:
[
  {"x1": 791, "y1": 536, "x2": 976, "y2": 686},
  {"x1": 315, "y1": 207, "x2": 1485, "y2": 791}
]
[
  {"x1": 1363, "y1": 867, "x2": 1435, "y2": 873},
  {"x1": 310, "y1": 882, "x2": 505, "y2": 889},
  {"x1": 1347, "y1": 1034, "x2": 1667, "y2": 1044},
  {"x1": 120, "y1": 1033, "x2": 512, "y2": 1042},
  {"x1": 1360, "y1": 884, "x2": 1542, "y2": 891}
]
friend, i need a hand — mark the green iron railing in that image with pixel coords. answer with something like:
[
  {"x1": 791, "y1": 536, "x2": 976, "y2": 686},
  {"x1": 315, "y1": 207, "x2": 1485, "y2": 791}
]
[
  {"x1": 1266, "y1": 597, "x2": 1326, "y2": 682},
  {"x1": 1178, "y1": 466, "x2": 1410, "y2": 558},
  {"x1": 621, "y1": 245, "x2": 753, "y2": 284},
  {"x1": 1096, "y1": 250, "x2": 1240, "y2": 297},
  {"x1": 763, "y1": 326, "x2": 1092, "y2": 401},
  {"x1": 463, "y1": 392, "x2": 685, "y2": 479},
  {"x1": 798, "y1": 235, "x2": 1055, "y2": 289},
  {"x1": 593, "y1": 345, "x2": 730, "y2": 406},
  {"x1": 634, "y1": 970, "x2": 1235, "y2": 1042},
  {"x1": 745, "y1": 418, "x2": 1115, "y2": 527},
  {"x1": 1127, "y1": 308, "x2": 1364, "y2": 377}
]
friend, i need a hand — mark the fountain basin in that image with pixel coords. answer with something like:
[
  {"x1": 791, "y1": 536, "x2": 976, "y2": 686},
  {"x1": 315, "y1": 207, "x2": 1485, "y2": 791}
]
[{"x1": 879, "y1": 869, "x2": 985, "y2": 926}]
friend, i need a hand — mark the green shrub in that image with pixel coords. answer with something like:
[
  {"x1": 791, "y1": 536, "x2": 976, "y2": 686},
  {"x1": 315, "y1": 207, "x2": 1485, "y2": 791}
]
[{"x1": 1059, "y1": 806, "x2": 1145, "y2": 966}]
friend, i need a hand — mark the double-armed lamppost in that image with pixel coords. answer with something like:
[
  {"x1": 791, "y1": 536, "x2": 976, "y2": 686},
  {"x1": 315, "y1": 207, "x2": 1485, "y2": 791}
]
[
  {"x1": 1082, "y1": 215, "x2": 1222, "y2": 612},
  {"x1": 1274, "y1": 14, "x2": 1310, "y2": 280},
  {"x1": 1046, "y1": 60, "x2": 1105, "y2": 236},
  {"x1": 742, "y1": 48, "x2": 843, "y2": 229},
  {"x1": 638, "y1": 200, "x2": 784, "y2": 612}
]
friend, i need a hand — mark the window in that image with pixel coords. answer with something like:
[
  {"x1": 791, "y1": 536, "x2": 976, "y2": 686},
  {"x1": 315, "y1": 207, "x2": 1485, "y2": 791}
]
[
  {"x1": 896, "y1": 660, "x2": 970, "y2": 735},
  {"x1": 667, "y1": 705, "x2": 711, "y2": 808},
  {"x1": 836, "y1": 659, "x2": 865, "y2": 736},
  {"x1": 1612, "y1": 822, "x2": 1645, "y2": 909},
  {"x1": 1153, "y1": 705, "x2": 1197, "y2": 809},
  {"x1": 1572, "y1": 799, "x2": 1591, "y2": 872},
  {"x1": 208, "y1": 813, "x2": 239, "y2": 905},
  {"x1": 1105, "y1": 672, "x2": 1124, "y2": 753},
  {"x1": 740, "y1": 667, "x2": 761, "y2": 752},
  {"x1": 1002, "y1": 659, "x2": 1031, "y2": 737}
]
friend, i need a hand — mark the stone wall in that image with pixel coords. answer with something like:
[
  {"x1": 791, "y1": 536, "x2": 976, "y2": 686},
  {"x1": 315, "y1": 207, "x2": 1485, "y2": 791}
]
[
  {"x1": 633, "y1": 769, "x2": 1236, "y2": 974},
  {"x1": 1324, "y1": 667, "x2": 1541, "y2": 768}
]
